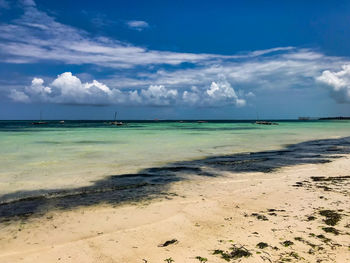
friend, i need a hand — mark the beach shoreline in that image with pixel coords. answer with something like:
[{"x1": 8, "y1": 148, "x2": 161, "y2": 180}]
[{"x1": 0, "y1": 150, "x2": 349, "y2": 262}]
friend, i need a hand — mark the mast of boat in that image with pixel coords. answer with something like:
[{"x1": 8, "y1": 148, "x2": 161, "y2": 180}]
[
  {"x1": 32, "y1": 110, "x2": 48, "y2": 125},
  {"x1": 114, "y1": 112, "x2": 117, "y2": 122}
]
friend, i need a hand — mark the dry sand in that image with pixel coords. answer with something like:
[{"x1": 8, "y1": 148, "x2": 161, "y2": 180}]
[{"x1": 0, "y1": 156, "x2": 349, "y2": 262}]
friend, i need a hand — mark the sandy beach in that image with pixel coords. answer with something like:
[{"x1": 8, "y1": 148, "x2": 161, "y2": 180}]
[{"x1": 0, "y1": 144, "x2": 349, "y2": 262}]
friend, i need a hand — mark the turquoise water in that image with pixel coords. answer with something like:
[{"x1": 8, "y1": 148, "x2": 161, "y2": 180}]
[{"x1": 0, "y1": 120, "x2": 349, "y2": 196}]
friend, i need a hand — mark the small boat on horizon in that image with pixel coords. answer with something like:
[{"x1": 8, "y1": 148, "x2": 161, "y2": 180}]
[
  {"x1": 255, "y1": 121, "x2": 279, "y2": 125},
  {"x1": 32, "y1": 111, "x2": 48, "y2": 125},
  {"x1": 109, "y1": 112, "x2": 123, "y2": 126}
]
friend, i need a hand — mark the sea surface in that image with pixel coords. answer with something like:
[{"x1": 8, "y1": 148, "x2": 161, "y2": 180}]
[{"x1": 1, "y1": 120, "x2": 349, "y2": 198}]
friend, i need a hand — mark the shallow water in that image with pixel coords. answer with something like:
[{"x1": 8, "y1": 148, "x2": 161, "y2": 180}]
[{"x1": 0, "y1": 120, "x2": 349, "y2": 196}]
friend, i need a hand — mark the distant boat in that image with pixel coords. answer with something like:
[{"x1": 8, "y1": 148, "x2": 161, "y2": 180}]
[
  {"x1": 59, "y1": 120, "x2": 65, "y2": 124},
  {"x1": 197, "y1": 120, "x2": 208, "y2": 123},
  {"x1": 109, "y1": 112, "x2": 123, "y2": 126},
  {"x1": 32, "y1": 121, "x2": 48, "y2": 125},
  {"x1": 254, "y1": 110, "x2": 278, "y2": 125},
  {"x1": 255, "y1": 121, "x2": 279, "y2": 125},
  {"x1": 298, "y1": 117, "x2": 310, "y2": 120},
  {"x1": 32, "y1": 111, "x2": 48, "y2": 125}
]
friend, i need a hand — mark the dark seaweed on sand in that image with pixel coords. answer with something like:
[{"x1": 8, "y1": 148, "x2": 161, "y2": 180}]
[
  {"x1": 319, "y1": 210, "x2": 342, "y2": 226},
  {"x1": 213, "y1": 245, "x2": 252, "y2": 261},
  {"x1": 158, "y1": 239, "x2": 178, "y2": 247},
  {"x1": 256, "y1": 242, "x2": 268, "y2": 249},
  {"x1": 322, "y1": 227, "x2": 340, "y2": 235}
]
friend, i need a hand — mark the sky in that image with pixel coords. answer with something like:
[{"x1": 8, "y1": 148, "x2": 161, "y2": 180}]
[{"x1": 0, "y1": 0, "x2": 350, "y2": 120}]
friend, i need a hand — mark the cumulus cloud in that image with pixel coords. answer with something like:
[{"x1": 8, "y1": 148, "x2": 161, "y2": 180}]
[
  {"x1": 9, "y1": 89, "x2": 30, "y2": 102},
  {"x1": 181, "y1": 81, "x2": 245, "y2": 107},
  {"x1": 10, "y1": 72, "x2": 123, "y2": 105},
  {"x1": 207, "y1": 81, "x2": 235, "y2": 100},
  {"x1": 9, "y1": 72, "x2": 247, "y2": 107},
  {"x1": 206, "y1": 81, "x2": 245, "y2": 106},
  {"x1": 140, "y1": 85, "x2": 178, "y2": 106},
  {"x1": 126, "y1": 20, "x2": 149, "y2": 31},
  {"x1": 182, "y1": 87, "x2": 200, "y2": 105},
  {"x1": 317, "y1": 65, "x2": 350, "y2": 103}
]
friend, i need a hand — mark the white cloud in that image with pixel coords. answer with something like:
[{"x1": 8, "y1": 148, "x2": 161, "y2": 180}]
[
  {"x1": 9, "y1": 72, "x2": 248, "y2": 107},
  {"x1": 182, "y1": 87, "x2": 200, "y2": 105},
  {"x1": 126, "y1": 20, "x2": 149, "y2": 31},
  {"x1": 205, "y1": 80, "x2": 245, "y2": 106},
  {"x1": 317, "y1": 65, "x2": 350, "y2": 103},
  {"x1": 181, "y1": 81, "x2": 245, "y2": 107},
  {"x1": 9, "y1": 90, "x2": 30, "y2": 103},
  {"x1": 27, "y1": 77, "x2": 51, "y2": 95},
  {"x1": 17, "y1": 72, "x2": 123, "y2": 105},
  {"x1": 140, "y1": 85, "x2": 178, "y2": 106},
  {"x1": 207, "y1": 81, "x2": 235, "y2": 99},
  {"x1": 248, "y1": 47, "x2": 294, "y2": 57}
]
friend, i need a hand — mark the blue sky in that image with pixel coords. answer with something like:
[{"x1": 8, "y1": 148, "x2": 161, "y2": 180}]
[{"x1": 0, "y1": 0, "x2": 350, "y2": 120}]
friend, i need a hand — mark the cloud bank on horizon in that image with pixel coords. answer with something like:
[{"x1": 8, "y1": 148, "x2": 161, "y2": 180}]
[
  {"x1": 10, "y1": 72, "x2": 247, "y2": 107},
  {"x1": 1, "y1": 0, "x2": 350, "y2": 109}
]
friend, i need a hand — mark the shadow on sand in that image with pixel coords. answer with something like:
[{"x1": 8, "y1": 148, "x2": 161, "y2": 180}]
[{"x1": 1, "y1": 137, "x2": 349, "y2": 222}]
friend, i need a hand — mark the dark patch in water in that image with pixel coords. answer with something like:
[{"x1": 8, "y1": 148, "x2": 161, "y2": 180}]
[
  {"x1": 35, "y1": 141, "x2": 62, "y2": 145},
  {"x1": 74, "y1": 140, "x2": 118, "y2": 144},
  {"x1": 36, "y1": 140, "x2": 122, "y2": 145},
  {"x1": 0, "y1": 137, "x2": 349, "y2": 222}
]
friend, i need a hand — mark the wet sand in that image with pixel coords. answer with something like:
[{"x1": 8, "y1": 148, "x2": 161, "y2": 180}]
[{"x1": 0, "y1": 155, "x2": 350, "y2": 262}]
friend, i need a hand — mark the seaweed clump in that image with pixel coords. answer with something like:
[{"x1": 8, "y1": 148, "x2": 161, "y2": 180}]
[
  {"x1": 213, "y1": 245, "x2": 252, "y2": 261},
  {"x1": 158, "y1": 239, "x2": 178, "y2": 247},
  {"x1": 256, "y1": 242, "x2": 268, "y2": 249},
  {"x1": 319, "y1": 210, "x2": 342, "y2": 226},
  {"x1": 316, "y1": 234, "x2": 332, "y2": 243},
  {"x1": 281, "y1": 240, "x2": 294, "y2": 247},
  {"x1": 322, "y1": 227, "x2": 340, "y2": 235},
  {"x1": 251, "y1": 213, "x2": 268, "y2": 221},
  {"x1": 195, "y1": 256, "x2": 208, "y2": 262},
  {"x1": 307, "y1": 215, "x2": 316, "y2": 221}
]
